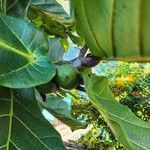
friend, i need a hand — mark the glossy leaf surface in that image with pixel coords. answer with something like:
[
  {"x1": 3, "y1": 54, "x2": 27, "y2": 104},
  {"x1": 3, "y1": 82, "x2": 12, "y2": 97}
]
[
  {"x1": 0, "y1": 87, "x2": 66, "y2": 150},
  {"x1": 0, "y1": 13, "x2": 55, "y2": 88}
]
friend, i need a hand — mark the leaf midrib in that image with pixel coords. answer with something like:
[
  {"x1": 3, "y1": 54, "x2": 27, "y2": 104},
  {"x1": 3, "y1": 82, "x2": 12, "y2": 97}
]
[
  {"x1": 0, "y1": 41, "x2": 34, "y2": 61},
  {"x1": 6, "y1": 89, "x2": 13, "y2": 150},
  {"x1": 1, "y1": 91, "x2": 51, "y2": 150}
]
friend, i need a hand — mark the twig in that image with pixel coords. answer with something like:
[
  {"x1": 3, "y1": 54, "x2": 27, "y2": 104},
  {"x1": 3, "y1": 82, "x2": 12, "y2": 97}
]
[{"x1": 79, "y1": 44, "x2": 88, "y2": 57}]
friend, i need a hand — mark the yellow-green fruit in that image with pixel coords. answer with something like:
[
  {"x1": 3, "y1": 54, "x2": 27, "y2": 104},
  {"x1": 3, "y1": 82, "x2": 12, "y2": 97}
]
[{"x1": 56, "y1": 64, "x2": 80, "y2": 90}]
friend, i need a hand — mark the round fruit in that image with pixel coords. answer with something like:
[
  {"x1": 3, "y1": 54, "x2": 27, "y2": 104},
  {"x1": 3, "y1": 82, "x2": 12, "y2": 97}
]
[{"x1": 56, "y1": 64, "x2": 80, "y2": 90}]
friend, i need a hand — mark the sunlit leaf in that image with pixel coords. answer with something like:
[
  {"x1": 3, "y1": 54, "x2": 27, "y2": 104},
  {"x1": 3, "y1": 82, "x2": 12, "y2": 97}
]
[
  {"x1": 72, "y1": 0, "x2": 150, "y2": 61},
  {"x1": 84, "y1": 74, "x2": 150, "y2": 150}
]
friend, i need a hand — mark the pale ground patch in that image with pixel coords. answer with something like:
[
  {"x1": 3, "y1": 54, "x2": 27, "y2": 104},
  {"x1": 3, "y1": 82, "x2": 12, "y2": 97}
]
[
  {"x1": 51, "y1": 119, "x2": 92, "y2": 142},
  {"x1": 51, "y1": 119, "x2": 92, "y2": 150}
]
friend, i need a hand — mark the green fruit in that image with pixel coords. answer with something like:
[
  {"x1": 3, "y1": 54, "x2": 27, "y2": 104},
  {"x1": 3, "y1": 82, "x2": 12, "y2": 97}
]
[{"x1": 56, "y1": 64, "x2": 81, "y2": 90}]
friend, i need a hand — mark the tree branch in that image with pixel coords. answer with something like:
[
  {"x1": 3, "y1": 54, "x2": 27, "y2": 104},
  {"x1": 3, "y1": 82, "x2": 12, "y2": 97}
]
[
  {"x1": 79, "y1": 44, "x2": 88, "y2": 57},
  {"x1": 72, "y1": 45, "x2": 101, "y2": 68}
]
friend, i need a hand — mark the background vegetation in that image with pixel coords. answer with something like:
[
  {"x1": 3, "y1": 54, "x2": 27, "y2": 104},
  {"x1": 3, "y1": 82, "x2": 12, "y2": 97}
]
[{"x1": 71, "y1": 62, "x2": 150, "y2": 150}]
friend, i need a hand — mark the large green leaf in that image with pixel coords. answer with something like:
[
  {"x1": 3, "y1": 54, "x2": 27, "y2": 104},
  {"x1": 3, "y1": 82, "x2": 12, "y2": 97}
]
[
  {"x1": 0, "y1": 13, "x2": 55, "y2": 88},
  {"x1": 72, "y1": 0, "x2": 150, "y2": 61},
  {"x1": 72, "y1": 0, "x2": 113, "y2": 57},
  {"x1": 84, "y1": 74, "x2": 150, "y2": 150},
  {"x1": 37, "y1": 94, "x2": 87, "y2": 131},
  {"x1": 0, "y1": 87, "x2": 66, "y2": 150}
]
